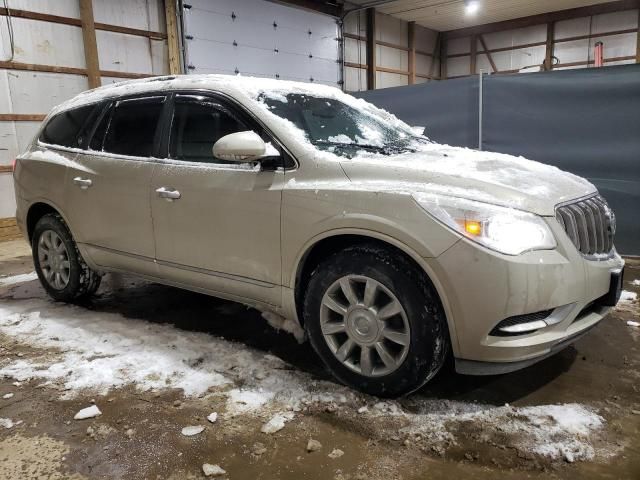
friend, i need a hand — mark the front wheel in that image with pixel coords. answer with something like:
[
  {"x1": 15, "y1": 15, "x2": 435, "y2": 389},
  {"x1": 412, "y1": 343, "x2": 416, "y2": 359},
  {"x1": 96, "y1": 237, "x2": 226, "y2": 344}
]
[
  {"x1": 303, "y1": 244, "x2": 448, "y2": 397},
  {"x1": 32, "y1": 213, "x2": 101, "y2": 302}
]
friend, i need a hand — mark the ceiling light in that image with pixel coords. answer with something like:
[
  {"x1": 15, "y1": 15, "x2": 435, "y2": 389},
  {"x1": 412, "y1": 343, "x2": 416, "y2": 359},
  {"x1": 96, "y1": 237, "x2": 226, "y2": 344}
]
[{"x1": 465, "y1": 0, "x2": 479, "y2": 15}]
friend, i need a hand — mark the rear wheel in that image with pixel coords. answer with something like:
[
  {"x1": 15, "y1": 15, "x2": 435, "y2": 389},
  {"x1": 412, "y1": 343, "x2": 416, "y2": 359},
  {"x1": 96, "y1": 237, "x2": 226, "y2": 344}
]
[
  {"x1": 32, "y1": 213, "x2": 101, "y2": 302},
  {"x1": 303, "y1": 244, "x2": 448, "y2": 397}
]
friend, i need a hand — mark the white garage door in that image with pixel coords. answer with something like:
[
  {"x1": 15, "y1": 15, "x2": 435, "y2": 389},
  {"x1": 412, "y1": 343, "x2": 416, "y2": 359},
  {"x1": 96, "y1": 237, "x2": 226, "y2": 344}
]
[{"x1": 182, "y1": 0, "x2": 341, "y2": 87}]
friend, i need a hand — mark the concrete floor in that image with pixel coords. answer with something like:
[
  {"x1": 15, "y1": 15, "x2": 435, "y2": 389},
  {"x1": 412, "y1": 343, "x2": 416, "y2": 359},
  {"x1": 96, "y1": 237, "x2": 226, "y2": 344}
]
[{"x1": 1, "y1": 238, "x2": 639, "y2": 480}]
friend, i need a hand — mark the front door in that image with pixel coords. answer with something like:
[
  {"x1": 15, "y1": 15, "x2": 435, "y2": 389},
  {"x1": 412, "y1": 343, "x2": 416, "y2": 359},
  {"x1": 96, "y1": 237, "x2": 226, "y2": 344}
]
[
  {"x1": 150, "y1": 94, "x2": 283, "y2": 306},
  {"x1": 65, "y1": 96, "x2": 166, "y2": 277}
]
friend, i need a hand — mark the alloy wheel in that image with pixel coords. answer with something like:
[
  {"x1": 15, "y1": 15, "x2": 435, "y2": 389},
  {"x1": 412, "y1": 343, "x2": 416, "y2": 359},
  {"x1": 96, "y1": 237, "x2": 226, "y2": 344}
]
[
  {"x1": 320, "y1": 275, "x2": 411, "y2": 377},
  {"x1": 37, "y1": 229, "x2": 71, "y2": 290}
]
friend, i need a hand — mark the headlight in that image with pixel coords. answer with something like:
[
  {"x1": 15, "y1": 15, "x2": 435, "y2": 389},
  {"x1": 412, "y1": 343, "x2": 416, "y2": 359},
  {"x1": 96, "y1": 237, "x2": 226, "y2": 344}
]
[{"x1": 413, "y1": 194, "x2": 556, "y2": 255}]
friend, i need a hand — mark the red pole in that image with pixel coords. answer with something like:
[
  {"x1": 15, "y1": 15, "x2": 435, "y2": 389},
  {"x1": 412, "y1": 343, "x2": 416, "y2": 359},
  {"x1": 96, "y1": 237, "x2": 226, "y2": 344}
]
[{"x1": 594, "y1": 41, "x2": 604, "y2": 67}]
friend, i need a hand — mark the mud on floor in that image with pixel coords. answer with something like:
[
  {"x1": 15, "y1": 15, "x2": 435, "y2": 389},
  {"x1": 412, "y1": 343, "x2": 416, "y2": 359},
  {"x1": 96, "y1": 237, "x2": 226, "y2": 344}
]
[{"x1": 1, "y1": 245, "x2": 639, "y2": 480}]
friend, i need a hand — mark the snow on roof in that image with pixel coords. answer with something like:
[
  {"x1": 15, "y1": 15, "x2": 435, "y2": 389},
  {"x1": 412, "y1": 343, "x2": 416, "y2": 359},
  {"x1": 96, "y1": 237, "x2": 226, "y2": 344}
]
[
  {"x1": 55, "y1": 74, "x2": 351, "y2": 113},
  {"x1": 52, "y1": 74, "x2": 413, "y2": 139}
]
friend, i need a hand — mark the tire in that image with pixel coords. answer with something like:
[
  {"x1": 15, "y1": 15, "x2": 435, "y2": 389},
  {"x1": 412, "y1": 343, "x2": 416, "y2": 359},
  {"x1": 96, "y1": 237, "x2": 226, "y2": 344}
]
[
  {"x1": 32, "y1": 213, "x2": 101, "y2": 302},
  {"x1": 303, "y1": 243, "x2": 448, "y2": 397}
]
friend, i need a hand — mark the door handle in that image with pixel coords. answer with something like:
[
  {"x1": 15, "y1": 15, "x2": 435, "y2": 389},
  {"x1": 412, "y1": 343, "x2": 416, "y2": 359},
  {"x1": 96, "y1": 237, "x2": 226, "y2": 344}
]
[
  {"x1": 73, "y1": 177, "x2": 92, "y2": 189},
  {"x1": 156, "y1": 186, "x2": 181, "y2": 201}
]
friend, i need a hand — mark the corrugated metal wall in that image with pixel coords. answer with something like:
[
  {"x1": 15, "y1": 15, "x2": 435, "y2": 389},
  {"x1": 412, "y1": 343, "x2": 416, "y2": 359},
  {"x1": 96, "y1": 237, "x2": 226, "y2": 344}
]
[{"x1": 0, "y1": 0, "x2": 169, "y2": 218}]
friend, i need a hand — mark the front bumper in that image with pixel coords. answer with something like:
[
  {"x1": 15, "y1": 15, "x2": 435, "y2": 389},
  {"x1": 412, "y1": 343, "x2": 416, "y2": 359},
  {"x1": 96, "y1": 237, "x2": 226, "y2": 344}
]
[{"x1": 425, "y1": 218, "x2": 624, "y2": 372}]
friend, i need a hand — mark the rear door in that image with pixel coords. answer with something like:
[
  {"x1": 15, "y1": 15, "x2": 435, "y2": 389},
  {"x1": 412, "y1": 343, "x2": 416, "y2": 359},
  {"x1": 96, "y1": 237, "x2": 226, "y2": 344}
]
[
  {"x1": 150, "y1": 93, "x2": 284, "y2": 306},
  {"x1": 64, "y1": 96, "x2": 166, "y2": 276}
]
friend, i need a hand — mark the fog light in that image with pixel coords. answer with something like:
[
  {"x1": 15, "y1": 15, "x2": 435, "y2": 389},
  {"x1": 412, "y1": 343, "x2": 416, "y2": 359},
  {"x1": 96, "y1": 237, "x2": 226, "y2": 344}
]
[{"x1": 490, "y1": 309, "x2": 554, "y2": 336}]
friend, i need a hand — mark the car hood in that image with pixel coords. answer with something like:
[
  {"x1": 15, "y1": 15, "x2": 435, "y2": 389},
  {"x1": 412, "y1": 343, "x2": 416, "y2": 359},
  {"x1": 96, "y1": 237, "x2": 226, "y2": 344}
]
[{"x1": 338, "y1": 143, "x2": 597, "y2": 216}]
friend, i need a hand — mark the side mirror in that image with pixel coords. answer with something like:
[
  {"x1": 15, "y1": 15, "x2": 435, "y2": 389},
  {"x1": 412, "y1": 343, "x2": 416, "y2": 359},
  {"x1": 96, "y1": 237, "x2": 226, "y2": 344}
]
[{"x1": 212, "y1": 131, "x2": 267, "y2": 163}]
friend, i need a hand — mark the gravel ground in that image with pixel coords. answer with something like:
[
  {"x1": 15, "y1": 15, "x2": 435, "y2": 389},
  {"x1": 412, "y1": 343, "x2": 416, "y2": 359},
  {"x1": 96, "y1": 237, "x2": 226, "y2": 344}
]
[{"x1": 1, "y1": 239, "x2": 639, "y2": 480}]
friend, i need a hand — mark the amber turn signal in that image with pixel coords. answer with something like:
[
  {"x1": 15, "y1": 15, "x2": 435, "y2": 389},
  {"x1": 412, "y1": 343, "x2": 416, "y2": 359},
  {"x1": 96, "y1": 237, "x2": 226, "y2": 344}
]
[{"x1": 464, "y1": 220, "x2": 482, "y2": 236}]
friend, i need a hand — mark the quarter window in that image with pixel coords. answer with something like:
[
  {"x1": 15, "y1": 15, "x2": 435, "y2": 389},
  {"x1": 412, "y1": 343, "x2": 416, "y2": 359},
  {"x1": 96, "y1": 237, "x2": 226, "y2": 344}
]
[
  {"x1": 39, "y1": 104, "x2": 96, "y2": 148},
  {"x1": 169, "y1": 99, "x2": 249, "y2": 164},
  {"x1": 101, "y1": 96, "x2": 165, "y2": 157}
]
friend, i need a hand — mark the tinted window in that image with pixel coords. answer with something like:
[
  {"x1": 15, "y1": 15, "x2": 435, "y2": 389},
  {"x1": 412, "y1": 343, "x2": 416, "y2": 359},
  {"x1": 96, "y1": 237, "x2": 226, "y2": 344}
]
[
  {"x1": 102, "y1": 97, "x2": 165, "y2": 157},
  {"x1": 169, "y1": 99, "x2": 248, "y2": 163},
  {"x1": 40, "y1": 104, "x2": 96, "y2": 148}
]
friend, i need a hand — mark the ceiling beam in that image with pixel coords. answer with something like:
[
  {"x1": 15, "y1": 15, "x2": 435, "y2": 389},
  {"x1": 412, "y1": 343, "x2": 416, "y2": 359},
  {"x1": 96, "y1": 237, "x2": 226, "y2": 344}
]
[
  {"x1": 544, "y1": 22, "x2": 555, "y2": 71},
  {"x1": 164, "y1": 0, "x2": 181, "y2": 74},
  {"x1": 79, "y1": 0, "x2": 101, "y2": 89},
  {"x1": 478, "y1": 35, "x2": 497, "y2": 73},
  {"x1": 366, "y1": 7, "x2": 376, "y2": 89},
  {"x1": 445, "y1": 0, "x2": 640, "y2": 39},
  {"x1": 636, "y1": 9, "x2": 640, "y2": 63},
  {"x1": 428, "y1": 32, "x2": 440, "y2": 78},
  {"x1": 408, "y1": 21, "x2": 416, "y2": 84},
  {"x1": 470, "y1": 34, "x2": 477, "y2": 74},
  {"x1": 0, "y1": 7, "x2": 167, "y2": 39},
  {"x1": 439, "y1": 35, "x2": 447, "y2": 79}
]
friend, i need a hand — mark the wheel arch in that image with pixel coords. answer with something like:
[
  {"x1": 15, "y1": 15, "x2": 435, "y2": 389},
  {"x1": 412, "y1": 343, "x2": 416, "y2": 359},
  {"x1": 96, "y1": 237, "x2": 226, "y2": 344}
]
[
  {"x1": 25, "y1": 199, "x2": 81, "y2": 242},
  {"x1": 26, "y1": 201, "x2": 61, "y2": 242},
  {"x1": 291, "y1": 230, "x2": 458, "y2": 352}
]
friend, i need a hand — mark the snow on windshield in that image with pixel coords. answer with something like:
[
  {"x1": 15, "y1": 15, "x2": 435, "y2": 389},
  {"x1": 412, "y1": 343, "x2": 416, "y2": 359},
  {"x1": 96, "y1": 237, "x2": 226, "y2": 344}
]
[
  {"x1": 216, "y1": 76, "x2": 429, "y2": 161},
  {"x1": 256, "y1": 92, "x2": 418, "y2": 157}
]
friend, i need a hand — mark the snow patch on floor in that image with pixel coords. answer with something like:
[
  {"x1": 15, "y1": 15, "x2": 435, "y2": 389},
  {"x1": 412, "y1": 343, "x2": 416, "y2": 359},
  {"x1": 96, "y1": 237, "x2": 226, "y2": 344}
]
[
  {"x1": 619, "y1": 290, "x2": 637, "y2": 303},
  {"x1": 0, "y1": 272, "x2": 37, "y2": 287},
  {"x1": 0, "y1": 306, "x2": 229, "y2": 397},
  {"x1": 0, "y1": 273, "x2": 610, "y2": 462},
  {"x1": 616, "y1": 290, "x2": 639, "y2": 315},
  {"x1": 0, "y1": 418, "x2": 15, "y2": 429},
  {"x1": 0, "y1": 276, "x2": 354, "y2": 407},
  {"x1": 397, "y1": 400, "x2": 605, "y2": 462}
]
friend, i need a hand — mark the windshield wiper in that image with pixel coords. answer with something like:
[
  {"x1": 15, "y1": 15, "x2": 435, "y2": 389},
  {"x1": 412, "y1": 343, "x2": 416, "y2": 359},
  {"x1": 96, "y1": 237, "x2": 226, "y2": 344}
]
[{"x1": 314, "y1": 140, "x2": 388, "y2": 152}]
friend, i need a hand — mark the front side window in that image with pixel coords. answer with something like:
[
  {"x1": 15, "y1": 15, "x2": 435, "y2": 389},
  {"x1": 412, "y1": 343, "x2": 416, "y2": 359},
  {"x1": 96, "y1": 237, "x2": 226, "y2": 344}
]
[
  {"x1": 100, "y1": 96, "x2": 165, "y2": 157},
  {"x1": 40, "y1": 104, "x2": 96, "y2": 148},
  {"x1": 169, "y1": 97, "x2": 249, "y2": 164}
]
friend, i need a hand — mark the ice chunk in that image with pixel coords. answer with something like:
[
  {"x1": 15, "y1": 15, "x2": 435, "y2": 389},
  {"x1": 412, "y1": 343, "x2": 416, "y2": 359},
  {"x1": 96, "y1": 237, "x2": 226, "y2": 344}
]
[
  {"x1": 74, "y1": 405, "x2": 102, "y2": 420},
  {"x1": 181, "y1": 425, "x2": 205, "y2": 436},
  {"x1": 202, "y1": 464, "x2": 226, "y2": 477},
  {"x1": 261, "y1": 412, "x2": 294, "y2": 434}
]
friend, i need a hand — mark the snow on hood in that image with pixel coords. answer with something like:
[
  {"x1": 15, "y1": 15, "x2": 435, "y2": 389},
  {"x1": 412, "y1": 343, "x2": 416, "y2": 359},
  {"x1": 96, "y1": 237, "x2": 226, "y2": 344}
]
[{"x1": 339, "y1": 143, "x2": 597, "y2": 216}]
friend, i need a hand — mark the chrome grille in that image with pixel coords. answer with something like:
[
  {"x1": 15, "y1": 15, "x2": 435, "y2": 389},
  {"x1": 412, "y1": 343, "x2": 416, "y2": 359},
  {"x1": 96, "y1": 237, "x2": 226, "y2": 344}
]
[{"x1": 556, "y1": 195, "x2": 615, "y2": 257}]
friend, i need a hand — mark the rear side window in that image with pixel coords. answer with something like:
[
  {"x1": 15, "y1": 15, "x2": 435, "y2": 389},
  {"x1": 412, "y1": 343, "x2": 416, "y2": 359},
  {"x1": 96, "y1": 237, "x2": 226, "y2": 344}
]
[
  {"x1": 39, "y1": 104, "x2": 96, "y2": 148},
  {"x1": 101, "y1": 96, "x2": 165, "y2": 157}
]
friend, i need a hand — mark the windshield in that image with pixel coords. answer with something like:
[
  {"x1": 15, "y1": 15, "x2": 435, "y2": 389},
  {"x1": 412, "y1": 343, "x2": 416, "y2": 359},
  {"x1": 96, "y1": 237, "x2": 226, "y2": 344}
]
[{"x1": 258, "y1": 93, "x2": 427, "y2": 158}]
